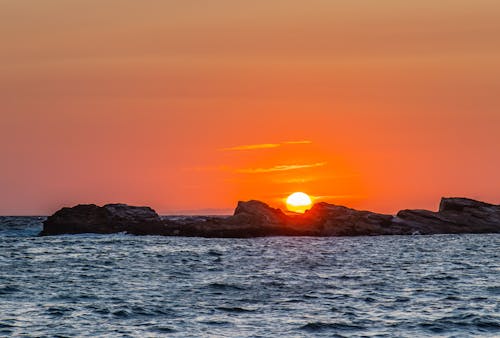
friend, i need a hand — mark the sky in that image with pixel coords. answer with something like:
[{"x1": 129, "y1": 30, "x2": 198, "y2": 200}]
[{"x1": 1, "y1": 0, "x2": 499, "y2": 215}]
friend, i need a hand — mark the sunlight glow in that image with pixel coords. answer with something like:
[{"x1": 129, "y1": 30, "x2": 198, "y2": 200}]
[{"x1": 286, "y1": 192, "x2": 313, "y2": 213}]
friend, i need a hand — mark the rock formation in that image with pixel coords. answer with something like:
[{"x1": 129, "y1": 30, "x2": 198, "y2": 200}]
[
  {"x1": 161, "y1": 200, "x2": 315, "y2": 237},
  {"x1": 395, "y1": 197, "x2": 500, "y2": 235},
  {"x1": 41, "y1": 204, "x2": 164, "y2": 236},
  {"x1": 300, "y1": 203, "x2": 398, "y2": 236},
  {"x1": 41, "y1": 197, "x2": 500, "y2": 237}
]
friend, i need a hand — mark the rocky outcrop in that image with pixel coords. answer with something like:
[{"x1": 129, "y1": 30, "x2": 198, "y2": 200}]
[
  {"x1": 41, "y1": 197, "x2": 500, "y2": 237},
  {"x1": 162, "y1": 200, "x2": 315, "y2": 237},
  {"x1": 300, "y1": 203, "x2": 399, "y2": 236},
  {"x1": 234, "y1": 200, "x2": 288, "y2": 224},
  {"x1": 41, "y1": 204, "x2": 164, "y2": 236},
  {"x1": 395, "y1": 197, "x2": 500, "y2": 235}
]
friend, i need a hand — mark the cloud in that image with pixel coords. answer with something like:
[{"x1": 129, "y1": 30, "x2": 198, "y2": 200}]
[
  {"x1": 237, "y1": 162, "x2": 326, "y2": 174},
  {"x1": 220, "y1": 143, "x2": 281, "y2": 151},
  {"x1": 220, "y1": 140, "x2": 312, "y2": 151}
]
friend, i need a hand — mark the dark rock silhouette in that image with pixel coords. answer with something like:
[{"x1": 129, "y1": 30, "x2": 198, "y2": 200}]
[
  {"x1": 300, "y1": 203, "x2": 397, "y2": 236},
  {"x1": 162, "y1": 200, "x2": 315, "y2": 237},
  {"x1": 41, "y1": 204, "x2": 164, "y2": 236},
  {"x1": 41, "y1": 197, "x2": 500, "y2": 237},
  {"x1": 395, "y1": 197, "x2": 500, "y2": 235}
]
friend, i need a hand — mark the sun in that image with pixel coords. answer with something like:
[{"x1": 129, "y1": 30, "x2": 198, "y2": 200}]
[{"x1": 286, "y1": 192, "x2": 313, "y2": 213}]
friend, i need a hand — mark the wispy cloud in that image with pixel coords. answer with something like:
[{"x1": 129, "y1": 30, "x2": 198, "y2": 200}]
[
  {"x1": 220, "y1": 140, "x2": 312, "y2": 151},
  {"x1": 221, "y1": 143, "x2": 281, "y2": 151},
  {"x1": 237, "y1": 162, "x2": 326, "y2": 174}
]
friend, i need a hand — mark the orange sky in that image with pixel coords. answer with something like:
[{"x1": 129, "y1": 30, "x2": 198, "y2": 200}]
[{"x1": 1, "y1": 1, "x2": 499, "y2": 215}]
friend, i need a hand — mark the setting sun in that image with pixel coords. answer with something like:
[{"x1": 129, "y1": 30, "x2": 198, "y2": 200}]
[{"x1": 286, "y1": 192, "x2": 313, "y2": 213}]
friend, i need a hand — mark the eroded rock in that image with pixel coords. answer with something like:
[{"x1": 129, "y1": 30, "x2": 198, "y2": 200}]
[
  {"x1": 41, "y1": 203, "x2": 163, "y2": 236},
  {"x1": 396, "y1": 197, "x2": 500, "y2": 235},
  {"x1": 301, "y1": 203, "x2": 397, "y2": 236},
  {"x1": 41, "y1": 197, "x2": 500, "y2": 237}
]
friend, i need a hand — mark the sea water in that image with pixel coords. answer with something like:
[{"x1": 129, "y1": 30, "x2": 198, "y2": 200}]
[{"x1": 0, "y1": 217, "x2": 499, "y2": 337}]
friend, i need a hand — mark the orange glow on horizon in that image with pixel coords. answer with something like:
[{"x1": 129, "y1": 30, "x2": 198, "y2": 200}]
[
  {"x1": 286, "y1": 192, "x2": 313, "y2": 213},
  {"x1": 0, "y1": 1, "x2": 499, "y2": 215}
]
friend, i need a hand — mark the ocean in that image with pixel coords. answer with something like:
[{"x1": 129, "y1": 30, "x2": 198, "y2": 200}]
[{"x1": 0, "y1": 216, "x2": 499, "y2": 337}]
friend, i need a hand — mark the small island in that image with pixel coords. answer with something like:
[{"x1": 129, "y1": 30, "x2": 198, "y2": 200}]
[{"x1": 41, "y1": 197, "x2": 500, "y2": 237}]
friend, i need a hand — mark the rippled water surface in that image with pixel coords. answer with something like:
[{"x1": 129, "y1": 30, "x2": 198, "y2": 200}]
[{"x1": 0, "y1": 217, "x2": 499, "y2": 337}]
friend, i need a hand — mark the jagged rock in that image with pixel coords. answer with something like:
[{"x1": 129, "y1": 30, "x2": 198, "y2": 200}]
[
  {"x1": 439, "y1": 197, "x2": 496, "y2": 212},
  {"x1": 40, "y1": 197, "x2": 500, "y2": 237},
  {"x1": 41, "y1": 203, "x2": 163, "y2": 236},
  {"x1": 164, "y1": 200, "x2": 313, "y2": 237},
  {"x1": 301, "y1": 203, "x2": 398, "y2": 236},
  {"x1": 396, "y1": 197, "x2": 500, "y2": 235},
  {"x1": 233, "y1": 200, "x2": 288, "y2": 226}
]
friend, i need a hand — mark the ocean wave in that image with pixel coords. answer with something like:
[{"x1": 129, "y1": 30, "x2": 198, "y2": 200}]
[{"x1": 0, "y1": 218, "x2": 498, "y2": 337}]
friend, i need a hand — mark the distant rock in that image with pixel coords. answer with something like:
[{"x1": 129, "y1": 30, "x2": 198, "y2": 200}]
[
  {"x1": 301, "y1": 202, "x2": 398, "y2": 236},
  {"x1": 163, "y1": 200, "x2": 315, "y2": 237},
  {"x1": 41, "y1": 197, "x2": 500, "y2": 237},
  {"x1": 395, "y1": 197, "x2": 500, "y2": 235},
  {"x1": 232, "y1": 200, "x2": 289, "y2": 229},
  {"x1": 439, "y1": 197, "x2": 499, "y2": 213},
  {"x1": 41, "y1": 204, "x2": 164, "y2": 236}
]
